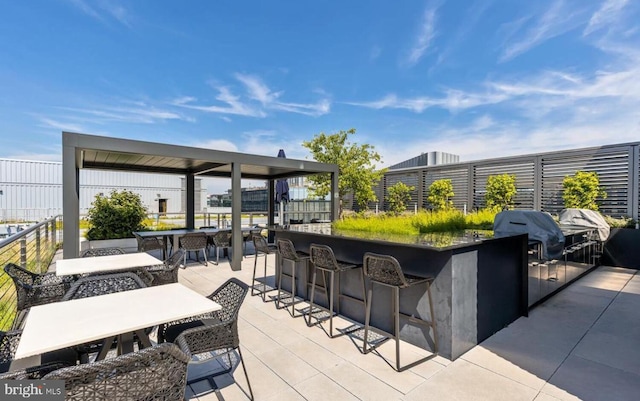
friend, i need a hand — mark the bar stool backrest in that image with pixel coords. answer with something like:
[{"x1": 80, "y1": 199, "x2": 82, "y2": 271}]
[
  {"x1": 252, "y1": 234, "x2": 271, "y2": 254},
  {"x1": 309, "y1": 244, "x2": 339, "y2": 271},
  {"x1": 277, "y1": 239, "x2": 299, "y2": 261},
  {"x1": 363, "y1": 252, "x2": 410, "y2": 288}
]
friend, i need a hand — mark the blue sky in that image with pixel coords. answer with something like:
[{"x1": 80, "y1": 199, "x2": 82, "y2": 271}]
[{"x1": 1, "y1": 0, "x2": 639, "y2": 192}]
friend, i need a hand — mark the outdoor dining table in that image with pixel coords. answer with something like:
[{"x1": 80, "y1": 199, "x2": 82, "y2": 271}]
[
  {"x1": 11, "y1": 283, "x2": 221, "y2": 371},
  {"x1": 55, "y1": 252, "x2": 163, "y2": 276},
  {"x1": 133, "y1": 227, "x2": 256, "y2": 259}
]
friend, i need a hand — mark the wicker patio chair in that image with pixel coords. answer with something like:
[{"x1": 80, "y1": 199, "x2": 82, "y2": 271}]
[
  {"x1": 44, "y1": 343, "x2": 190, "y2": 401},
  {"x1": 80, "y1": 247, "x2": 125, "y2": 257},
  {"x1": 0, "y1": 330, "x2": 77, "y2": 376},
  {"x1": 4, "y1": 263, "x2": 76, "y2": 314},
  {"x1": 210, "y1": 230, "x2": 232, "y2": 265},
  {"x1": 62, "y1": 272, "x2": 149, "y2": 362},
  {"x1": 133, "y1": 232, "x2": 165, "y2": 253},
  {"x1": 158, "y1": 278, "x2": 253, "y2": 400},
  {"x1": 62, "y1": 272, "x2": 147, "y2": 301},
  {"x1": 0, "y1": 362, "x2": 69, "y2": 380},
  {"x1": 179, "y1": 232, "x2": 208, "y2": 266},
  {"x1": 147, "y1": 249, "x2": 184, "y2": 286}
]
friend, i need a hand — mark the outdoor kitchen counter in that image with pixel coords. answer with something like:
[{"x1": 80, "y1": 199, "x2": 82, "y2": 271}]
[{"x1": 271, "y1": 224, "x2": 528, "y2": 361}]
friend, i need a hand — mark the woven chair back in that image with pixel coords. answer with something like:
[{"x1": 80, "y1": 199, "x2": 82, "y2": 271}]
[
  {"x1": 277, "y1": 239, "x2": 299, "y2": 261},
  {"x1": 252, "y1": 235, "x2": 271, "y2": 254},
  {"x1": 0, "y1": 330, "x2": 20, "y2": 369},
  {"x1": 363, "y1": 252, "x2": 409, "y2": 288},
  {"x1": 209, "y1": 278, "x2": 249, "y2": 323},
  {"x1": 212, "y1": 230, "x2": 232, "y2": 248},
  {"x1": 81, "y1": 247, "x2": 125, "y2": 257},
  {"x1": 3, "y1": 264, "x2": 35, "y2": 285},
  {"x1": 134, "y1": 233, "x2": 164, "y2": 252},
  {"x1": 179, "y1": 232, "x2": 207, "y2": 251},
  {"x1": 309, "y1": 244, "x2": 340, "y2": 271},
  {"x1": 165, "y1": 249, "x2": 185, "y2": 269},
  {"x1": 44, "y1": 343, "x2": 190, "y2": 401},
  {"x1": 62, "y1": 272, "x2": 146, "y2": 301}
]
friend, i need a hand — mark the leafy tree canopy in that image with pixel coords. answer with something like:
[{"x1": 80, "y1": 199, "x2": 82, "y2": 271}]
[
  {"x1": 302, "y1": 128, "x2": 386, "y2": 216},
  {"x1": 427, "y1": 179, "x2": 454, "y2": 211},
  {"x1": 562, "y1": 171, "x2": 607, "y2": 210},
  {"x1": 485, "y1": 174, "x2": 517, "y2": 211},
  {"x1": 85, "y1": 190, "x2": 148, "y2": 240},
  {"x1": 386, "y1": 182, "x2": 415, "y2": 215}
]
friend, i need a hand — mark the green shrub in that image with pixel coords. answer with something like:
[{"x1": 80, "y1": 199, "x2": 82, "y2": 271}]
[
  {"x1": 85, "y1": 190, "x2": 148, "y2": 240},
  {"x1": 427, "y1": 179, "x2": 454, "y2": 211},
  {"x1": 335, "y1": 214, "x2": 417, "y2": 235},
  {"x1": 335, "y1": 207, "x2": 499, "y2": 235},
  {"x1": 386, "y1": 182, "x2": 415, "y2": 215},
  {"x1": 562, "y1": 171, "x2": 607, "y2": 210},
  {"x1": 412, "y1": 210, "x2": 466, "y2": 233},
  {"x1": 485, "y1": 174, "x2": 517, "y2": 211},
  {"x1": 465, "y1": 208, "x2": 498, "y2": 230},
  {"x1": 603, "y1": 215, "x2": 636, "y2": 228}
]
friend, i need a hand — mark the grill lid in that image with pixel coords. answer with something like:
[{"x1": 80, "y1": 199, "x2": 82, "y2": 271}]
[{"x1": 493, "y1": 210, "x2": 565, "y2": 260}]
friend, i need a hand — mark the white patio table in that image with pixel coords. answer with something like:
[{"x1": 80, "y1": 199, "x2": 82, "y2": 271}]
[
  {"x1": 55, "y1": 252, "x2": 163, "y2": 276},
  {"x1": 12, "y1": 283, "x2": 221, "y2": 370}
]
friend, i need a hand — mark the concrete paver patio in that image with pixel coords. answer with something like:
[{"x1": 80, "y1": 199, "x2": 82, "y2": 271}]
[
  {"x1": 162, "y1": 252, "x2": 640, "y2": 401},
  {"x1": 51, "y1": 249, "x2": 640, "y2": 400}
]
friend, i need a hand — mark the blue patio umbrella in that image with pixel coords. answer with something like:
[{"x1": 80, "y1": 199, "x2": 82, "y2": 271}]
[{"x1": 275, "y1": 149, "x2": 289, "y2": 225}]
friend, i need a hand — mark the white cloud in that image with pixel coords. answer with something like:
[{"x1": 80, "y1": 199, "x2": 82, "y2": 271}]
[
  {"x1": 60, "y1": 103, "x2": 191, "y2": 124},
  {"x1": 234, "y1": 73, "x2": 280, "y2": 105},
  {"x1": 346, "y1": 90, "x2": 507, "y2": 113},
  {"x1": 178, "y1": 86, "x2": 266, "y2": 118},
  {"x1": 37, "y1": 117, "x2": 85, "y2": 132},
  {"x1": 499, "y1": 1, "x2": 589, "y2": 62},
  {"x1": 177, "y1": 74, "x2": 331, "y2": 118},
  {"x1": 584, "y1": 0, "x2": 629, "y2": 35},
  {"x1": 193, "y1": 139, "x2": 239, "y2": 153},
  {"x1": 406, "y1": 3, "x2": 439, "y2": 66},
  {"x1": 67, "y1": 0, "x2": 132, "y2": 27}
]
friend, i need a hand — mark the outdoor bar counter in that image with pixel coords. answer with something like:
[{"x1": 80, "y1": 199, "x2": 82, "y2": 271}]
[{"x1": 272, "y1": 224, "x2": 528, "y2": 360}]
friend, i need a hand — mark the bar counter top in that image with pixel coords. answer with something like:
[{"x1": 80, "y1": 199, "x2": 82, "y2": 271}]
[{"x1": 265, "y1": 223, "x2": 492, "y2": 251}]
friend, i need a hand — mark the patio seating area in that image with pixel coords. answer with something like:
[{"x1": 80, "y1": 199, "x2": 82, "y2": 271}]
[{"x1": 52, "y1": 246, "x2": 634, "y2": 401}]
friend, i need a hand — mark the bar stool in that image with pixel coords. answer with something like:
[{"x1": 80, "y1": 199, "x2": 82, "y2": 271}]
[
  {"x1": 252, "y1": 234, "x2": 278, "y2": 302},
  {"x1": 276, "y1": 239, "x2": 309, "y2": 317},
  {"x1": 362, "y1": 252, "x2": 438, "y2": 371},
  {"x1": 308, "y1": 244, "x2": 367, "y2": 338}
]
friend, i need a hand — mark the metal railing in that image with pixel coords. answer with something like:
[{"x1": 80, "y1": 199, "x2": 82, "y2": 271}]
[{"x1": 0, "y1": 215, "x2": 62, "y2": 330}]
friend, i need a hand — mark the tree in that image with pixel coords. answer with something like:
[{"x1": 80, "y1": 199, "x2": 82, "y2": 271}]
[
  {"x1": 562, "y1": 171, "x2": 607, "y2": 210},
  {"x1": 485, "y1": 174, "x2": 517, "y2": 211},
  {"x1": 85, "y1": 190, "x2": 148, "y2": 240},
  {"x1": 386, "y1": 182, "x2": 415, "y2": 215},
  {"x1": 427, "y1": 179, "x2": 454, "y2": 211},
  {"x1": 302, "y1": 128, "x2": 386, "y2": 217}
]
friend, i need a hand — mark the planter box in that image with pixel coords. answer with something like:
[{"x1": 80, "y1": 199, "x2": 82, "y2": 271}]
[{"x1": 80, "y1": 238, "x2": 138, "y2": 254}]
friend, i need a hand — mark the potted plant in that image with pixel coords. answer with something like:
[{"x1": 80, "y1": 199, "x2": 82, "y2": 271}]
[{"x1": 82, "y1": 190, "x2": 148, "y2": 253}]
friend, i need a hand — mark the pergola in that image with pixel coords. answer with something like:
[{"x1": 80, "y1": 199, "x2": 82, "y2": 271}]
[{"x1": 62, "y1": 132, "x2": 339, "y2": 270}]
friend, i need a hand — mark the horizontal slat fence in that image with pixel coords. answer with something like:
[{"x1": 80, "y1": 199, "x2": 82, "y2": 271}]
[{"x1": 370, "y1": 142, "x2": 640, "y2": 219}]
